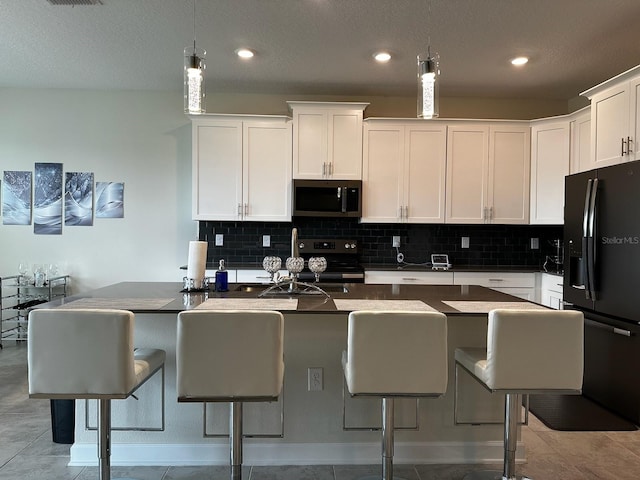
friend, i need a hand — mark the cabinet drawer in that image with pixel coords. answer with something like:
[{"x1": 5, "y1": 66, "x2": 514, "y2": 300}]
[
  {"x1": 541, "y1": 272, "x2": 564, "y2": 293},
  {"x1": 365, "y1": 270, "x2": 454, "y2": 285},
  {"x1": 453, "y1": 272, "x2": 535, "y2": 288}
]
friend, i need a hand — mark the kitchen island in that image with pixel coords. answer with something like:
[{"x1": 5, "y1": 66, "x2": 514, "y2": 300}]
[{"x1": 43, "y1": 282, "x2": 545, "y2": 467}]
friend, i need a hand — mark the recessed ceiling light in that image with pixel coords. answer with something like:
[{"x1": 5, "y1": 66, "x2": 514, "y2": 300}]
[
  {"x1": 373, "y1": 52, "x2": 392, "y2": 63},
  {"x1": 511, "y1": 56, "x2": 529, "y2": 66},
  {"x1": 236, "y1": 48, "x2": 255, "y2": 59}
]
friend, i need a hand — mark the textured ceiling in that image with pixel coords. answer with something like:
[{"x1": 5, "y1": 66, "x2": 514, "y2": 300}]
[{"x1": 1, "y1": 0, "x2": 640, "y2": 100}]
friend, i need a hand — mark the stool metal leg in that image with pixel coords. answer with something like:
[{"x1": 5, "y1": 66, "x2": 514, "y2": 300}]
[
  {"x1": 230, "y1": 401, "x2": 243, "y2": 480},
  {"x1": 504, "y1": 393, "x2": 520, "y2": 480},
  {"x1": 382, "y1": 397, "x2": 394, "y2": 480},
  {"x1": 98, "y1": 398, "x2": 111, "y2": 480}
]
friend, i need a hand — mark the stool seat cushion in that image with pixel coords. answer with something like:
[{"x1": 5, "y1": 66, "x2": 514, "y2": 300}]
[
  {"x1": 343, "y1": 311, "x2": 448, "y2": 396},
  {"x1": 454, "y1": 347, "x2": 490, "y2": 385},
  {"x1": 28, "y1": 309, "x2": 165, "y2": 399},
  {"x1": 134, "y1": 348, "x2": 166, "y2": 386},
  {"x1": 177, "y1": 310, "x2": 284, "y2": 400},
  {"x1": 456, "y1": 309, "x2": 584, "y2": 391}
]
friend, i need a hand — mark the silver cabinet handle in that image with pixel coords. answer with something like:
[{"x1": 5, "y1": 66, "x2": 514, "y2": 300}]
[
  {"x1": 628, "y1": 136, "x2": 633, "y2": 155},
  {"x1": 490, "y1": 206, "x2": 494, "y2": 220},
  {"x1": 613, "y1": 327, "x2": 632, "y2": 337},
  {"x1": 398, "y1": 206, "x2": 403, "y2": 220},
  {"x1": 329, "y1": 162, "x2": 333, "y2": 176},
  {"x1": 488, "y1": 278, "x2": 504, "y2": 282},
  {"x1": 244, "y1": 203, "x2": 248, "y2": 215},
  {"x1": 402, "y1": 277, "x2": 418, "y2": 281},
  {"x1": 322, "y1": 162, "x2": 326, "y2": 177},
  {"x1": 404, "y1": 205, "x2": 409, "y2": 219},
  {"x1": 237, "y1": 203, "x2": 242, "y2": 216},
  {"x1": 622, "y1": 137, "x2": 627, "y2": 156}
]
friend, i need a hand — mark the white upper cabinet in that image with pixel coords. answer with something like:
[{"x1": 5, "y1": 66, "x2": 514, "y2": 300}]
[
  {"x1": 288, "y1": 102, "x2": 368, "y2": 180},
  {"x1": 446, "y1": 123, "x2": 530, "y2": 224},
  {"x1": 582, "y1": 66, "x2": 640, "y2": 168},
  {"x1": 529, "y1": 120, "x2": 570, "y2": 224},
  {"x1": 570, "y1": 109, "x2": 591, "y2": 174},
  {"x1": 192, "y1": 115, "x2": 292, "y2": 221},
  {"x1": 362, "y1": 120, "x2": 446, "y2": 223}
]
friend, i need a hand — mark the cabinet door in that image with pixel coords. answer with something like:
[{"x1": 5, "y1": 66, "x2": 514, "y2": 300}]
[
  {"x1": 243, "y1": 121, "x2": 292, "y2": 222},
  {"x1": 329, "y1": 112, "x2": 363, "y2": 179},
  {"x1": 192, "y1": 121, "x2": 243, "y2": 220},
  {"x1": 591, "y1": 83, "x2": 630, "y2": 168},
  {"x1": 489, "y1": 125, "x2": 530, "y2": 224},
  {"x1": 446, "y1": 125, "x2": 489, "y2": 224},
  {"x1": 630, "y1": 76, "x2": 640, "y2": 162},
  {"x1": 530, "y1": 122, "x2": 569, "y2": 224},
  {"x1": 361, "y1": 124, "x2": 404, "y2": 223},
  {"x1": 405, "y1": 124, "x2": 447, "y2": 223},
  {"x1": 293, "y1": 111, "x2": 327, "y2": 179},
  {"x1": 570, "y1": 112, "x2": 591, "y2": 174}
]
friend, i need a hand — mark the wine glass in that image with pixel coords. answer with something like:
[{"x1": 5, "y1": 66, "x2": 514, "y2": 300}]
[
  {"x1": 262, "y1": 256, "x2": 282, "y2": 283},
  {"x1": 308, "y1": 257, "x2": 327, "y2": 283},
  {"x1": 18, "y1": 262, "x2": 29, "y2": 285}
]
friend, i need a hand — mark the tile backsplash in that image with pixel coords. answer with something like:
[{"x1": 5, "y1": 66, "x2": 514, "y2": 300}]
[{"x1": 199, "y1": 219, "x2": 563, "y2": 268}]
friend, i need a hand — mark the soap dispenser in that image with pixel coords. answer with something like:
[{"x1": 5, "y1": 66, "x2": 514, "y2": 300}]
[{"x1": 215, "y1": 259, "x2": 228, "y2": 292}]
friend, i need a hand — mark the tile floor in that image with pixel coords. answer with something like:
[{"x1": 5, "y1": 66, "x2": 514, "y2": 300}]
[{"x1": 2, "y1": 342, "x2": 640, "y2": 479}]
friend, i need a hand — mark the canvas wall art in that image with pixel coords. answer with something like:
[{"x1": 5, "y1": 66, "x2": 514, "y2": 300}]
[
  {"x1": 2, "y1": 171, "x2": 32, "y2": 225},
  {"x1": 34, "y1": 163, "x2": 63, "y2": 235},
  {"x1": 95, "y1": 182, "x2": 124, "y2": 218},
  {"x1": 65, "y1": 172, "x2": 94, "y2": 226}
]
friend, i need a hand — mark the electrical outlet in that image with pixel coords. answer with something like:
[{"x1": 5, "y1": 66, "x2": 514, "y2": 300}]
[
  {"x1": 531, "y1": 237, "x2": 539, "y2": 249},
  {"x1": 461, "y1": 236, "x2": 470, "y2": 249},
  {"x1": 308, "y1": 367, "x2": 323, "y2": 391},
  {"x1": 392, "y1": 236, "x2": 401, "y2": 248},
  {"x1": 215, "y1": 234, "x2": 224, "y2": 246},
  {"x1": 262, "y1": 235, "x2": 271, "y2": 247}
]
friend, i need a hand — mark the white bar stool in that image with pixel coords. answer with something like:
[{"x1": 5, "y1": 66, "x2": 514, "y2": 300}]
[
  {"x1": 176, "y1": 310, "x2": 285, "y2": 480},
  {"x1": 455, "y1": 309, "x2": 584, "y2": 480},
  {"x1": 342, "y1": 310, "x2": 448, "y2": 480},
  {"x1": 27, "y1": 308, "x2": 166, "y2": 480}
]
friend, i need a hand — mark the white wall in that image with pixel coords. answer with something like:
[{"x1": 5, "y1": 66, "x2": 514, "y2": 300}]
[{"x1": 0, "y1": 88, "x2": 196, "y2": 293}]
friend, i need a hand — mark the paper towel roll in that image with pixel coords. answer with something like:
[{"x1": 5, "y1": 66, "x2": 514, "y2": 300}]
[{"x1": 187, "y1": 241, "x2": 207, "y2": 281}]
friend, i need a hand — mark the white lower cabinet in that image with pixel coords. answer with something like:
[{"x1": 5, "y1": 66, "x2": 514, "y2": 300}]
[
  {"x1": 365, "y1": 270, "x2": 453, "y2": 285},
  {"x1": 540, "y1": 273, "x2": 564, "y2": 309},
  {"x1": 452, "y1": 272, "x2": 536, "y2": 301}
]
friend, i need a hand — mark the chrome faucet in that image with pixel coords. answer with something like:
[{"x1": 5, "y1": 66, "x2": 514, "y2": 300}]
[{"x1": 291, "y1": 227, "x2": 299, "y2": 258}]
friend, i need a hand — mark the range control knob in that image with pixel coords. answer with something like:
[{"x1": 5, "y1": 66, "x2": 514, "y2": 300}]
[
  {"x1": 298, "y1": 242, "x2": 305, "y2": 249},
  {"x1": 350, "y1": 243, "x2": 356, "y2": 249},
  {"x1": 345, "y1": 243, "x2": 350, "y2": 249}
]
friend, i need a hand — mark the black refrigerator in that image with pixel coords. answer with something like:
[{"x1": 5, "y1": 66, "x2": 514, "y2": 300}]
[{"x1": 564, "y1": 160, "x2": 640, "y2": 425}]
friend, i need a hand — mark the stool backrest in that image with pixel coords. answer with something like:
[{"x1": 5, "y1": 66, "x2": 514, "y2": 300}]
[
  {"x1": 176, "y1": 310, "x2": 284, "y2": 400},
  {"x1": 28, "y1": 309, "x2": 136, "y2": 398},
  {"x1": 345, "y1": 310, "x2": 448, "y2": 395},
  {"x1": 486, "y1": 309, "x2": 584, "y2": 391}
]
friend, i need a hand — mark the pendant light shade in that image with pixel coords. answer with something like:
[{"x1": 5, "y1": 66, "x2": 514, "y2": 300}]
[
  {"x1": 417, "y1": 53, "x2": 440, "y2": 119},
  {"x1": 184, "y1": 45, "x2": 206, "y2": 114},
  {"x1": 184, "y1": 0, "x2": 205, "y2": 115}
]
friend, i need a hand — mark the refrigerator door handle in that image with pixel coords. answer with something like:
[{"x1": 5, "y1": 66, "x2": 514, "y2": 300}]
[
  {"x1": 587, "y1": 178, "x2": 599, "y2": 301},
  {"x1": 582, "y1": 179, "x2": 593, "y2": 300}
]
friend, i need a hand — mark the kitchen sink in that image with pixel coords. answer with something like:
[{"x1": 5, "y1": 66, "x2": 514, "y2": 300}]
[{"x1": 232, "y1": 283, "x2": 349, "y2": 294}]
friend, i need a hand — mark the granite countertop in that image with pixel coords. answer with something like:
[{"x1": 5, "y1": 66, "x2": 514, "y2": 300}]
[{"x1": 40, "y1": 281, "x2": 545, "y2": 315}]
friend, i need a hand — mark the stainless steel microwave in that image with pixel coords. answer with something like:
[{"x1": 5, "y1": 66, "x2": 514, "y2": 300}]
[{"x1": 292, "y1": 179, "x2": 362, "y2": 217}]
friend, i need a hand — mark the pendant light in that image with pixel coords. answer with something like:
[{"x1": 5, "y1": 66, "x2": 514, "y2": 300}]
[
  {"x1": 417, "y1": 0, "x2": 440, "y2": 119},
  {"x1": 184, "y1": 0, "x2": 206, "y2": 114}
]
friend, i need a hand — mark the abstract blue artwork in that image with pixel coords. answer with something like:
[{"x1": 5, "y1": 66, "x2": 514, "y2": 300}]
[
  {"x1": 65, "y1": 172, "x2": 94, "y2": 226},
  {"x1": 34, "y1": 163, "x2": 63, "y2": 235},
  {"x1": 2, "y1": 171, "x2": 32, "y2": 225}
]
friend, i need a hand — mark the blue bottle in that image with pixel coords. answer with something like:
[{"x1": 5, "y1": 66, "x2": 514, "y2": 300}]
[{"x1": 215, "y1": 259, "x2": 228, "y2": 292}]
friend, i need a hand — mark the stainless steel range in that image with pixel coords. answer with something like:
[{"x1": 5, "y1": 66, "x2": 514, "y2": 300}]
[{"x1": 295, "y1": 238, "x2": 364, "y2": 283}]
